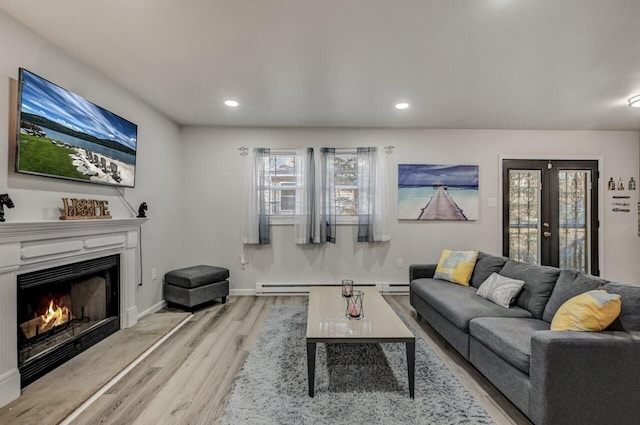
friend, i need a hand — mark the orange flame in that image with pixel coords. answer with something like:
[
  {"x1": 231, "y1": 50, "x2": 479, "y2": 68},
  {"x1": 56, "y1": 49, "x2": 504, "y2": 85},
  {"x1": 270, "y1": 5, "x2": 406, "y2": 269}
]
[{"x1": 41, "y1": 300, "x2": 73, "y2": 327}]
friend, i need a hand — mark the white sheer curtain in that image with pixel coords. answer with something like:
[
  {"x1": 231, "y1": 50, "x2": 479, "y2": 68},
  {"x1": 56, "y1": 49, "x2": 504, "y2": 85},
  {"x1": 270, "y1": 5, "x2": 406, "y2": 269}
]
[
  {"x1": 294, "y1": 148, "x2": 320, "y2": 244},
  {"x1": 242, "y1": 148, "x2": 271, "y2": 244},
  {"x1": 357, "y1": 147, "x2": 390, "y2": 242}
]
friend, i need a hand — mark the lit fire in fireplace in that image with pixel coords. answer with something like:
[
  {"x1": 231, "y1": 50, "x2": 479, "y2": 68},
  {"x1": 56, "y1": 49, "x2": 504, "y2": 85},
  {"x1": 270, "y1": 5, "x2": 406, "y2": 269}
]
[
  {"x1": 42, "y1": 300, "x2": 73, "y2": 327},
  {"x1": 19, "y1": 299, "x2": 74, "y2": 339}
]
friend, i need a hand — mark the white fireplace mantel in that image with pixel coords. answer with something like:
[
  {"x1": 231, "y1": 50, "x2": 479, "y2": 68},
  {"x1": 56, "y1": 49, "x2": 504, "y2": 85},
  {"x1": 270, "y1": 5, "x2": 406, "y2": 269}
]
[{"x1": 0, "y1": 218, "x2": 147, "y2": 408}]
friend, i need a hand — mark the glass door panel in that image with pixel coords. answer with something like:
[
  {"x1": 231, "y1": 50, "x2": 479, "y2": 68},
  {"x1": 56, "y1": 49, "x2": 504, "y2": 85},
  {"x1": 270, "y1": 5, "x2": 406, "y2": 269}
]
[
  {"x1": 508, "y1": 170, "x2": 541, "y2": 264},
  {"x1": 558, "y1": 170, "x2": 590, "y2": 273}
]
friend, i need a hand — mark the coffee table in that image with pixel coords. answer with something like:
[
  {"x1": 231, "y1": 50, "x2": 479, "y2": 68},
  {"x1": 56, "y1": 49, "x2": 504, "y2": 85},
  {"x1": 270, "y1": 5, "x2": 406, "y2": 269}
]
[{"x1": 306, "y1": 286, "x2": 415, "y2": 398}]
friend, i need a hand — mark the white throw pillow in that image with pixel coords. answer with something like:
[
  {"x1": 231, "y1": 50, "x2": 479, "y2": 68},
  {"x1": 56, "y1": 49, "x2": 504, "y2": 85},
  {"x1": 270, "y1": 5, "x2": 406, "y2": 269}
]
[{"x1": 476, "y1": 273, "x2": 525, "y2": 308}]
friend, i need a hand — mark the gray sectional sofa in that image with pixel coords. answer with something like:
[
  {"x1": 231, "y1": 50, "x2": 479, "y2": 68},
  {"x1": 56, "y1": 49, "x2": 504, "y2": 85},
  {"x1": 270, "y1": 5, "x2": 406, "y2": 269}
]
[{"x1": 410, "y1": 252, "x2": 640, "y2": 425}]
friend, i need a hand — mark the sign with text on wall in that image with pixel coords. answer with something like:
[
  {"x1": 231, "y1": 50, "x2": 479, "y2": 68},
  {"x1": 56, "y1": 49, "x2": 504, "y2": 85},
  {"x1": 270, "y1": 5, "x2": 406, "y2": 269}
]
[{"x1": 60, "y1": 198, "x2": 111, "y2": 220}]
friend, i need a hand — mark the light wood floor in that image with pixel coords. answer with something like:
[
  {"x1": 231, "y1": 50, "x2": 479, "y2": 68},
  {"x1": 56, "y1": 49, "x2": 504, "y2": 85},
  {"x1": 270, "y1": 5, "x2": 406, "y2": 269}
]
[{"x1": 3, "y1": 296, "x2": 533, "y2": 425}]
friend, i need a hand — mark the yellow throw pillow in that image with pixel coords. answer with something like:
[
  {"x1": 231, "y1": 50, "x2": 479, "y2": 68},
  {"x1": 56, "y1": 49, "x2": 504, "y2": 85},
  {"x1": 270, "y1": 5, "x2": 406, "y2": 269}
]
[
  {"x1": 550, "y1": 290, "x2": 621, "y2": 331},
  {"x1": 433, "y1": 249, "x2": 479, "y2": 286}
]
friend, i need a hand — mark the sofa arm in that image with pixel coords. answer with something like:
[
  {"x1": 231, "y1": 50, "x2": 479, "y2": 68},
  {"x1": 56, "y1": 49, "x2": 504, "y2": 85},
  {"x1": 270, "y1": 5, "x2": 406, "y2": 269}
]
[
  {"x1": 530, "y1": 330, "x2": 640, "y2": 425},
  {"x1": 409, "y1": 264, "x2": 437, "y2": 281}
]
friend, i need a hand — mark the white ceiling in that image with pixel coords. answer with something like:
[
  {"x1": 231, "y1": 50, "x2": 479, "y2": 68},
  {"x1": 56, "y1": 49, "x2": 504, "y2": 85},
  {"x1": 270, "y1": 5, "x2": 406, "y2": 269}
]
[{"x1": 3, "y1": 0, "x2": 640, "y2": 130}]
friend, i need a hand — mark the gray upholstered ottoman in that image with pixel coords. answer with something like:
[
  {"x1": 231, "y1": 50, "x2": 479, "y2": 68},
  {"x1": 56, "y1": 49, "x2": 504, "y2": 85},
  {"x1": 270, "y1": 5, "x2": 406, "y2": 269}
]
[{"x1": 164, "y1": 265, "x2": 229, "y2": 309}]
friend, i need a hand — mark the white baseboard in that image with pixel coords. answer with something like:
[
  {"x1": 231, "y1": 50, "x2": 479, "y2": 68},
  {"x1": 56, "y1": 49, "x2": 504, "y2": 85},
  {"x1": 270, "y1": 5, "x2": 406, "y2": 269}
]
[
  {"x1": 0, "y1": 368, "x2": 21, "y2": 408},
  {"x1": 255, "y1": 282, "x2": 408, "y2": 296},
  {"x1": 230, "y1": 288, "x2": 256, "y2": 296},
  {"x1": 137, "y1": 300, "x2": 166, "y2": 319}
]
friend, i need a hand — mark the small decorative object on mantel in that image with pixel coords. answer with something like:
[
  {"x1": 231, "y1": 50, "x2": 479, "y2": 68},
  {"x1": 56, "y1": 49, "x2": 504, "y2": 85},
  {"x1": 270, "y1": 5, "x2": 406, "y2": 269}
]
[
  {"x1": 60, "y1": 198, "x2": 111, "y2": 220},
  {"x1": 346, "y1": 290, "x2": 364, "y2": 319},
  {"x1": 341, "y1": 279, "x2": 354, "y2": 297},
  {"x1": 629, "y1": 177, "x2": 636, "y2": 191},
  {"x1": 0, "y1": 193, "x2": 15, "y2": 222},
  {"x1": 137, "y1": 202, "x2": 148, "y2": 218}
]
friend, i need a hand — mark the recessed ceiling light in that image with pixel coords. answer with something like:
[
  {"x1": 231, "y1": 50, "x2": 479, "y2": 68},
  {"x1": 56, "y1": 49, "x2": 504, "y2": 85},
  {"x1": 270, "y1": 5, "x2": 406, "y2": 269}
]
[
  {"x1": 395, "y1": 102, "x2": 409, "y2": 110},
  {"x1": 224, "y1": 99, "x2": 239, "y2": 107},
  {"x1": 628, "y1": 95, "x2": 640, "y2": 108}
]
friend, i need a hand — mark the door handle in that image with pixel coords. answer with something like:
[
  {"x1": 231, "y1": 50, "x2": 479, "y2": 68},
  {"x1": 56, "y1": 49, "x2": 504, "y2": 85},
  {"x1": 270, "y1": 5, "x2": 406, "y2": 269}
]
[{"x1": 543, "y1": 231, "x2": 552, "y2": 238}]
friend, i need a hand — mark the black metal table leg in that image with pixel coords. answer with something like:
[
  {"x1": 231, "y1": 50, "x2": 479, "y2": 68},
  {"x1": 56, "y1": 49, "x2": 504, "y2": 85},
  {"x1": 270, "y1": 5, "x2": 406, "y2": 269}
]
[
  {"x1": 307, "y1": 341, "x2": 316, "y2": 397},
  {"x1": 406, "y1": 340, "x2": 415, "y2": 398}
]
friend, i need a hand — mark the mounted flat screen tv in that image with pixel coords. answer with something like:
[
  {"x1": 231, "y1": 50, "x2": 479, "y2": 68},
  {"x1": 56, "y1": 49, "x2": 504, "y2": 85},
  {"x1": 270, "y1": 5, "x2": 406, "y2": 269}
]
[{"x1": 16, "y1": 68, "x2": 137, "y2": 187}]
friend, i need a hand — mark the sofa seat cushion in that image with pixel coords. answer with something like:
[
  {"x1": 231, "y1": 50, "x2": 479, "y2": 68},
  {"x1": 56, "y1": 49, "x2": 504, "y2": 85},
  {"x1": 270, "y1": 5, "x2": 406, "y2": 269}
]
[
  {"x1": 470, "y1": 317, "x2": 549, "y2": 374},
  {"x1": 411, "y1": 278, "x2": 534, "y2": 331},
  {"x1": 542, "y1": 269, "x2": 608, "y2": 323},
  {"x1": 500, "y1": 260, "x2": 560, "y2": 319}
]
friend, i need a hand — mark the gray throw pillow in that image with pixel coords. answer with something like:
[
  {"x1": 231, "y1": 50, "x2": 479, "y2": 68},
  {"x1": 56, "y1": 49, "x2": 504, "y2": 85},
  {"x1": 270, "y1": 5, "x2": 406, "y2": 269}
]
[{"x1": 476, "y1": 273, "x2": 525, "y2": 308}]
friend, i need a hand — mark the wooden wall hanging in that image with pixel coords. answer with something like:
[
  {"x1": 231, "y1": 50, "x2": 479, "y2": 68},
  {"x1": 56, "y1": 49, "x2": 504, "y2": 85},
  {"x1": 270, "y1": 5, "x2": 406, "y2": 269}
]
[{"x1": 60, "y1": 198, "x2": 112, "y2": 220}]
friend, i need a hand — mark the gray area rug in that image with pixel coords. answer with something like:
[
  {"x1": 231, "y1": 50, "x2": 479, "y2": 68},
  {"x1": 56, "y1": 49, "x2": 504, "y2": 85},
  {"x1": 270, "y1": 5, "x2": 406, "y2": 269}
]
[{"x1": 222, "y1": 306, "x2": 495, "y2": 425}]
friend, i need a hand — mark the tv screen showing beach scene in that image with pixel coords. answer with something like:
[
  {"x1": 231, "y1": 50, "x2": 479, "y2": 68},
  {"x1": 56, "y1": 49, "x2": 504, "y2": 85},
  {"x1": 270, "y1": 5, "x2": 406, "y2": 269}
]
[
  {"x1": 398, "y1": 164, "x2": 479, "y2": 221},
  {"x1": 16, "y1": 68, "x2": 137, "y2": 187}
]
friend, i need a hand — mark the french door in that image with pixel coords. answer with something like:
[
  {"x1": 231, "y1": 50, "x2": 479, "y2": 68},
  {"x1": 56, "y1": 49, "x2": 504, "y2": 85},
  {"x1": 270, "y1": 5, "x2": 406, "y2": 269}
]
[{"x1": 502, "y1": 159, "x2": 599, "y2": 275}]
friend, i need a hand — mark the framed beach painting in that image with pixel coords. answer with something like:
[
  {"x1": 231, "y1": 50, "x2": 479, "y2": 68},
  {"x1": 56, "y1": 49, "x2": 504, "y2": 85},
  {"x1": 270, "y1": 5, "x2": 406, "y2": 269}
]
[{"x1": 398, "y1": 164, "x2": 479, "y2": 221}]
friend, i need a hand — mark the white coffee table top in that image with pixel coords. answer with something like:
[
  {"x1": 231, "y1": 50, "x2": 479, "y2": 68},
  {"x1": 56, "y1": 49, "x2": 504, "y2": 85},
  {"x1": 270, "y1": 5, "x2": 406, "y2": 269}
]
[{"x1": 306, "y1": 286, "x2": 414, "y2": 343}]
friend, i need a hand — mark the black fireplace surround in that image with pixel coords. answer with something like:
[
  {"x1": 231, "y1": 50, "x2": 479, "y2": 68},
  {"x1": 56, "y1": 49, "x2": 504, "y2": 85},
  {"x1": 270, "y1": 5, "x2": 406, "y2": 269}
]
[{"x1": 17, "y1": 255, "x2": 120, "y2": 386}]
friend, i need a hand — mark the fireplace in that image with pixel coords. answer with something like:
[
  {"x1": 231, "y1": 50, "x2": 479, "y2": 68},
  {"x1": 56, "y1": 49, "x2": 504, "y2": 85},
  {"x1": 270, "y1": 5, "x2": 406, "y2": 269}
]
[
  {"x1": 17, "y1": 255, "x2": 120, "y2": 386},
  {"x1": 0, "y1": 218, "x2": 145, "y2": 407}
]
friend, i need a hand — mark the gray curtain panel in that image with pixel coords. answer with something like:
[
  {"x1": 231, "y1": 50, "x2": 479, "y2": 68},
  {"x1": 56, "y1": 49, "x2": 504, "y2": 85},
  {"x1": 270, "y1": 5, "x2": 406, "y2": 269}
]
[
  {"x1": 256, "y1": 148, "x2": 271, "y2": 244},
  {"x1": 320, "y1": 148, "x2": 336, "y2": 243},
  {"x1": 294, "y1": 147, "x2": 318, "y2": 244}
]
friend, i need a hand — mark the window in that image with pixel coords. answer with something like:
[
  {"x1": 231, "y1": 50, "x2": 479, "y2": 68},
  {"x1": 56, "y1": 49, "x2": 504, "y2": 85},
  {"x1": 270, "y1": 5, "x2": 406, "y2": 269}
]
[
  {"x1": 244, "y1": 146, "x2": 389, "y2": 245},
  {"x1": 264, "y1": 149, "x2": 357, "y2": 219},
  {"x1": 263, "y1": 150, "x2": 296, "y2": 217},
  {"x1": 335, "y1": 152, "x2": 357, "y2": 216}
]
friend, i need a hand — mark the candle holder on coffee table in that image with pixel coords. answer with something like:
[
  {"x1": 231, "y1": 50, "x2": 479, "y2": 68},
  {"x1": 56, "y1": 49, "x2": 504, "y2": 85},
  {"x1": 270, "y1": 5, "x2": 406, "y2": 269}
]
[
  {"x1": 346, "y1": 290, "x2": 364, "y2": 319},
  {"x1": 341, "y1": 279, "x2": 354, "y2": 297}
]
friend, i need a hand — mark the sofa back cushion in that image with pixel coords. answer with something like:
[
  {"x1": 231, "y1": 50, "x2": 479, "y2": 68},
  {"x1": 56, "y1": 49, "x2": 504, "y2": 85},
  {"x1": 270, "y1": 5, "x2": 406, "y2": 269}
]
[
  {"x1": 542, "y1": 269, "x2": 608, "y2": 323},
  {"x1": 500, "y1": 260, "x2": 559, "y2": 319},
  {"x1": 601, "y1": 282, "x2": 640, "y2": 331},
  {"x1": 470, "y1": 252, "x2": 509, "y2": 288}
]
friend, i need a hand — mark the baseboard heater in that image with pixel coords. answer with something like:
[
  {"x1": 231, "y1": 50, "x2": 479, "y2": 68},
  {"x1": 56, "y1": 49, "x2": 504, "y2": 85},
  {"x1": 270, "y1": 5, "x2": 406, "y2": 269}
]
[{"x1": 255, "y1": 281, "x2": 409, "y2": 295}]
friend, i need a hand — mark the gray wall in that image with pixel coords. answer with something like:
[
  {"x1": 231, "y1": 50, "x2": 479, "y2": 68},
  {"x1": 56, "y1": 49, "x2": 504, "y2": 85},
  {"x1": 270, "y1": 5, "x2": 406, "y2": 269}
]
[
  {"x1": 0, "y1": 10, "x2": 184, "y2": 315},
  {"x1": 179, "y1": 127, "x2": 640, "y2": 291},
  {"x1": 2, "y1": 9, "x2": 639, "y2": 305}
]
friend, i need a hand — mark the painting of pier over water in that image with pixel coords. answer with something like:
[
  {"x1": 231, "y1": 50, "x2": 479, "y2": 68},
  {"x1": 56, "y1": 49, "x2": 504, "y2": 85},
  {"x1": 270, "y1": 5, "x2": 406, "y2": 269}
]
[{"x1": 398, "y1": 164, "x2": 479, "y2": 221}]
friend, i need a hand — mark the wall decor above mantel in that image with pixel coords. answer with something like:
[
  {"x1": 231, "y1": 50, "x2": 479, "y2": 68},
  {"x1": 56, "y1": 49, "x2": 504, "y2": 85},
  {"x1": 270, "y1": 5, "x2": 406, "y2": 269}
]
[{"x1": 60, "y1": 198, "x2": 111, "y2": 220}]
